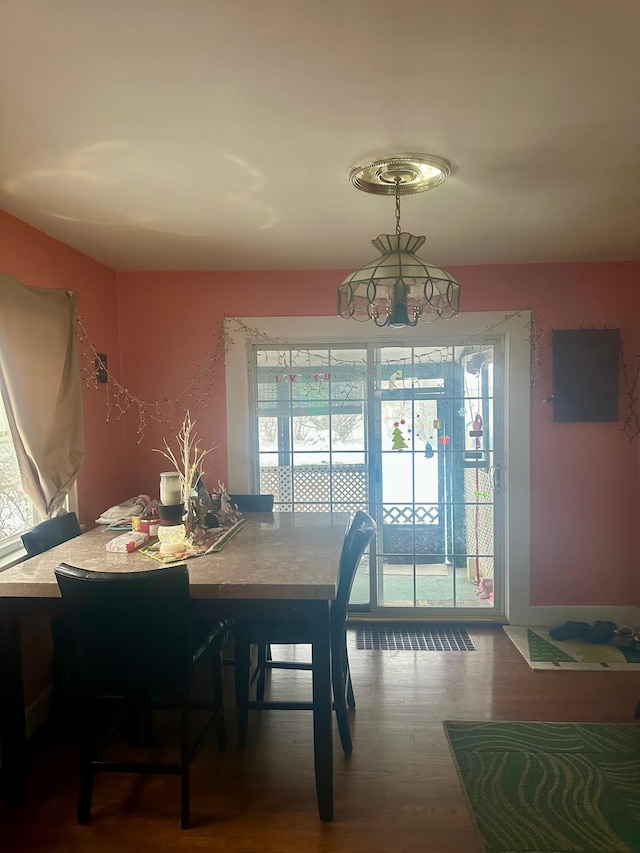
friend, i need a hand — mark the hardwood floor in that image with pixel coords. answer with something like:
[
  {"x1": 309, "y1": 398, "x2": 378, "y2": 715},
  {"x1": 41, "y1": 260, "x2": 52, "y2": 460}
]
[{"x1": 1, "y1": 625, "x2": 638, "y2": 852}]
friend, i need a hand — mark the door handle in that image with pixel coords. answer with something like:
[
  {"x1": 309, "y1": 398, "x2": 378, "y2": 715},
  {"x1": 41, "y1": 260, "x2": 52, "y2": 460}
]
[{"x1": 490, "y1": 463, "x2": 501, "y2": 493}]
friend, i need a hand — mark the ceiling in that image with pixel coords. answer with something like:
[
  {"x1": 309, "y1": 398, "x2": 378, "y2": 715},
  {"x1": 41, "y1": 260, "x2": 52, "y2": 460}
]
[{"x1": 1, "y1": 0, "x2": 639, "y2": 272}]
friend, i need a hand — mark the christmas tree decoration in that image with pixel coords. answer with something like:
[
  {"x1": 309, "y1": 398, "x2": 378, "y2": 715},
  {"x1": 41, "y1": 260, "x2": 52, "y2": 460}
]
[
  {"x1": 391, "y1": 422, "x2": 408, "y2": 451},
  {"x1": 424, "y1": 441, "x2": 434, "y2": 459},
  {"x1": 439, "y1": 435, "x2": 450, "y2": 445}
]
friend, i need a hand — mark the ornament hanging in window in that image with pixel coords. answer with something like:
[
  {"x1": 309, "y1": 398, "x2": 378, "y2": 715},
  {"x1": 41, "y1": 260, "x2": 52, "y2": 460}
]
[
  {"x1": 469, "y1": 413, "x2": 483, "y2": 451},
  {"x1": 391, "y1": 421, "x2": 408, "y2": 451}
]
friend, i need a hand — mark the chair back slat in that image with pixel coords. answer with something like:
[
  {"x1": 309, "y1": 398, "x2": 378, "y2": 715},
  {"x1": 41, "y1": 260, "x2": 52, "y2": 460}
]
[
  {"x1": 54, "y1": 563, "x2": 192, "y2": 695},
  {"x1": 333, "y1": 511, "x2": 376, "y2": 624},
  {"x1": 229, "y1": 494, "x2": 274, "y2": 512},
  {"x1": 22, "y1": 512, "x2": 82, "y2": 557}
]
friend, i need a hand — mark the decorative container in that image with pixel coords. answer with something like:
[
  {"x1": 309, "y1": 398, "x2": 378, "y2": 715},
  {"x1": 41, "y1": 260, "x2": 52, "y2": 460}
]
[
  {"x1": 157, "y1": 521, "x2": 187, "y2": 555},
  {"x1": 160, "y1": 471, "x2": 182, "y2": 505},
  {"x1": 157, "y1": 502, "x2": 184, "y2": 522}
]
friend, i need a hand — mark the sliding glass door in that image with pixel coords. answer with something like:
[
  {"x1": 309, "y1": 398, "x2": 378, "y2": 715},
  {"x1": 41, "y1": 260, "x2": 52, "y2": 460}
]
[{"x1": 250, "y1": 339, "x2": 502, "y2": 617}]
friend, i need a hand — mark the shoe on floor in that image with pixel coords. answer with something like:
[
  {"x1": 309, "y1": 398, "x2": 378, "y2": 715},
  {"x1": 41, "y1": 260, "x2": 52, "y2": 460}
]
[
  {"x1": 584, "y1": 620, "x2": 617, "y2": 644},
  {"x1": 548, "y1": 621, "x2": 591, "y2": 641}
]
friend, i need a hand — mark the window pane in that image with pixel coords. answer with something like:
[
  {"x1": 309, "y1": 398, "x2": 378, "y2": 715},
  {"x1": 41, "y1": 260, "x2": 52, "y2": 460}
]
[{"x1": 0, "y1": 393, "x2": 36, "y2": 547}]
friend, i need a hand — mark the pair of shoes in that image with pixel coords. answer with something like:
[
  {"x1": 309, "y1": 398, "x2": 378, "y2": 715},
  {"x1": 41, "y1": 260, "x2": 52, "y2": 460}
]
[
  {"x1": 548, "y1": 621, "x2": 590, "y2": 641},
  {"x1": 584, "y1": 620, "x2": 616, "y2": 644},
  {"x1": 613, "y1": 626, "x2": 635, "y2": 648}
]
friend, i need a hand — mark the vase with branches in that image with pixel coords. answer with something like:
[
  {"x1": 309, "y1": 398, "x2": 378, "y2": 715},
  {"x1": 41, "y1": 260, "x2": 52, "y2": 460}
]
[{"x1": 153, "y1": 411, "x2": 216, "y2": 535}]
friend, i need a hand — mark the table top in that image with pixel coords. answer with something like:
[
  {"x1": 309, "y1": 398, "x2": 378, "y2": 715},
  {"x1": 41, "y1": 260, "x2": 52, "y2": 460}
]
[{"x1": 0, "y1": 512, "x2": 349, "y2": 600}]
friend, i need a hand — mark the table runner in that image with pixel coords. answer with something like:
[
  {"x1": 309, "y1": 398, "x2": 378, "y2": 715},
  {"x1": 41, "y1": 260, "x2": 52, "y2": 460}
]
[{"x1": 139, "y1": 519, "x2": 247, "y2": 563}]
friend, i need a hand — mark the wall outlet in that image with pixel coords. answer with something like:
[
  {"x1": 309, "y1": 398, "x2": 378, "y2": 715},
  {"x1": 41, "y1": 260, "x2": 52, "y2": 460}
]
[{"x1": 95, "y1": 353, "x2": 108, "y2": 384}]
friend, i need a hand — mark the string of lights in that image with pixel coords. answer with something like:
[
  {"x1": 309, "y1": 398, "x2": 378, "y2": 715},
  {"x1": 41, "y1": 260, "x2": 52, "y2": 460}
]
[
  {"x1": 74, "y1": 310, "x2": 228, "y2": 442},
  {"x1": 72, "y1": 308, "x2": 564, "y2": 443},
  {"x1": 620, "y1": 344, "x2": 640, "y2": 441}
]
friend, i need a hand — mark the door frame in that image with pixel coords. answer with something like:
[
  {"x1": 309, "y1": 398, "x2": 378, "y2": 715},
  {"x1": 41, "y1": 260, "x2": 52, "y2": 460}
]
[
  {"x1": 225, "y1": 312, "x2": 531, "y2": 625},
  {"x1": 369, "y1": 341, "x2": 501, "y2": 617}
]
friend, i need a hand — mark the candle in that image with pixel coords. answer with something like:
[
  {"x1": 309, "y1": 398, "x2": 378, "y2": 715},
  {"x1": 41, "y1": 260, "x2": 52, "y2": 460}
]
[{"x1": 160, "y1": 471, "x2": 182, "y2": 505}]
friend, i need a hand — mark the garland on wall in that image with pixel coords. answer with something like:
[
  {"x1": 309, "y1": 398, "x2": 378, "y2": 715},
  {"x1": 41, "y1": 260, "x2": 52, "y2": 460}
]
[
  {"x1": 620, "y1": 345, "x2": 640, "y2": 441},
  {"x1": 74, "y1": 310, "x2": 228, "y2": 442},
  {"x1": 227, "y1": 309, "x2": 544, "y2": 396},
  {"x1": 74, "y1": 306, "x2": 640, "y2": 443}
]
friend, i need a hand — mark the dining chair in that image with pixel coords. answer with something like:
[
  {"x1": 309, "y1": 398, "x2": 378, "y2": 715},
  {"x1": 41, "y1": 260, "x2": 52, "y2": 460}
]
[
  {"x1": 21, "y1": 512, "x2": 82, "y2": 733},
  {"x1": 21, "y1": 511, "x2": 82, "y2": 557},
  {"x1": 54, "y1": 562, "x2": 227, "y2": 829},
  {"x1": 233, "y1": 510, "x2": 376, "y2": 754},
  {"x1": 229, "y1": 493, "x2": 274, "y2": 512}
]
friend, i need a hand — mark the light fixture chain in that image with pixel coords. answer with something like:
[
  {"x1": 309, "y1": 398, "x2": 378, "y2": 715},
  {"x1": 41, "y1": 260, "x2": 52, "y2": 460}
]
[{"x1": 395, "y1": 180, "x2": 401, "y2": 235}]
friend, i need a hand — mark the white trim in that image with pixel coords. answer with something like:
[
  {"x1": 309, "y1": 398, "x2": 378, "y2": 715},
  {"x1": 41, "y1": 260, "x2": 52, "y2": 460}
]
[{"x1": 225, "y1": 311, "x2": 531, "y2": 622}]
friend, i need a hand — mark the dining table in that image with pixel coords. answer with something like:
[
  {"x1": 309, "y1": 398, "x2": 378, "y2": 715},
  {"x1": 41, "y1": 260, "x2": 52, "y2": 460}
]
[{"x1": 0, "y1": 510, "x2": 350, "y2": 821}]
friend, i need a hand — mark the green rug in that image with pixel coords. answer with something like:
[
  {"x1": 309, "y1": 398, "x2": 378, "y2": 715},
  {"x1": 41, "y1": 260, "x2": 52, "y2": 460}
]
[{"x1": 444, "y1": 721, "x2": 640, "y2": 852}]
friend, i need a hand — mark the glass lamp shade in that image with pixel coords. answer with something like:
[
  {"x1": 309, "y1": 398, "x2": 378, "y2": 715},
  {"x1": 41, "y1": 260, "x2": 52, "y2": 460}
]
[{"x1": 338, "y1": 232, "x2": 460, "y2": 328}]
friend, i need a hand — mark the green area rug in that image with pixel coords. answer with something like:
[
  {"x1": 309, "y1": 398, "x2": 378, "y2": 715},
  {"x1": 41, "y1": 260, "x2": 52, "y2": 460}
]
[
  {"x1": 444, "y1": 721, "x2": 640, "y2": 852},
  {"x1": 504, "y1": 625, "x2": 640, "y2": 671}
]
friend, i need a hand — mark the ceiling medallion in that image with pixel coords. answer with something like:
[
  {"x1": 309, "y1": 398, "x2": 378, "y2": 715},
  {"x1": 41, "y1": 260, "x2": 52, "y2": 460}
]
[
  {"x1": 348, "y1": 153, "x2": 451, "y2": 196},
  {"x1": 338, "y1": 153, "x2": 460, "y2": 328}
]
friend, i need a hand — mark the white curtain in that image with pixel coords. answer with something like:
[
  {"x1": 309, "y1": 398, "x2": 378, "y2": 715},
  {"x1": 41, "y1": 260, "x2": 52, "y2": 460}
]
[{"x1": 0, "y1": 273, "x2": 84, "y2": 518}]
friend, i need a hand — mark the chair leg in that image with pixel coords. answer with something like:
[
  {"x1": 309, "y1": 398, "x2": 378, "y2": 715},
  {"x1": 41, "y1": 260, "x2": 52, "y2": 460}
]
[
  {"x1": 126, "y1": 693, "x2": 153, "y2": 747},
  {"x1": 256, "y1": 644, "x2": 268, "y2": 701},
  {"x1": 345, "y1": 647, "x2": 356, "y2": 709},
  {"x1": 234, "y1": 635, "x2": 252, "y2": 749},
  {"x1": 211, "y1": 650, "x2": 226, "y2": 751},
  {"x1": 331, "y1": 640, "x2": 353, "y2": 754},
  {"x1": 77, "y1": 701, "x2": 95, "y2": 824},
  {"x1": 180, "y1": 703, "x2": 190, "y2": 830}
]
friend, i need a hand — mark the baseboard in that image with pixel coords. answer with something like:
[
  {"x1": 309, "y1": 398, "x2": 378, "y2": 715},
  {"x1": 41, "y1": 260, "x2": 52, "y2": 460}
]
[
  {"x1": 528, "y1": 606, "x2": 640, "y2": 628},
  {"x1": 347, "y1": 613, "x2": 507, "y2": 626},
  {"x1": 346, "y1": 607, "x2": 640, "y2": 629}
]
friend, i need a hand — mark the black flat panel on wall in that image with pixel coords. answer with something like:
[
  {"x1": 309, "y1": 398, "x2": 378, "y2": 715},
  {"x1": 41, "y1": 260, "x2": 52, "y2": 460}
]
[{"x1": 552, "y1": 329, "x2": 620, "y2": 422}]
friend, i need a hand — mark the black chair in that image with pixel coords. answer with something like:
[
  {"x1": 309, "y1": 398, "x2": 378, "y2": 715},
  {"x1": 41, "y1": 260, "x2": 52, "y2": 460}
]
[
  {"x1": 21, "y1": 512, "x2": 83, "y2": 731},
  {"x1": 233, "y1": 510, "x2": 376, "y2": 754},
  {"x1": 21, "y1": 511, "x2": 82, "y2": 557},
  {"x1": 54, "y1": 562, "x2": 227, "y2": 829},
  {"x1": 229, "y1": 493, "x2": 274, "y2": 512}
]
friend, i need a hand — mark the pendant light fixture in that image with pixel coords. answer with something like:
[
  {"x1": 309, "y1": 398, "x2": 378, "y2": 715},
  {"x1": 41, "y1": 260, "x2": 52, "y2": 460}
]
[{"x1": 337, "y1": 154, "x2": 460, "y2": 328}]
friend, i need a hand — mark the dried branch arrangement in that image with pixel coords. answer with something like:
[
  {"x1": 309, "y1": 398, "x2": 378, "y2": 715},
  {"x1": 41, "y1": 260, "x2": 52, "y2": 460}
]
[{"x1": 153, "y1": 411, "x2": 216, "y2": 509}]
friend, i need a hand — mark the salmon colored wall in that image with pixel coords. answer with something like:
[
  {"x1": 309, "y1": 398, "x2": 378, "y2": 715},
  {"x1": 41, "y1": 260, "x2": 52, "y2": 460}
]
[
  {"x1": 0, "y1": 211, "x2": 125, "y2": 706},
  {"x1": 117, "y1": 263, "x2": 640, "y2": 609},
  {"x1": 0, "y1": 211, "x2": 125, "y2": 527},
  {"x1": 459, "y1": 262, "x2": 640, "y2": 608},
  {"x1": 114, "y1": 271, "x2": 336, "y2": 505},
  {"x1": 2, "y1": 208, "x2": 638, "y2": 612}
]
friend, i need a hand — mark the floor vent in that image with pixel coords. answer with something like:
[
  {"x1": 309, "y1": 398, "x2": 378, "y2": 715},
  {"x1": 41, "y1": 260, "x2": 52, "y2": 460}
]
[{"x1": 355, "y1": 625, "x2": 476, "y2": 651}]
